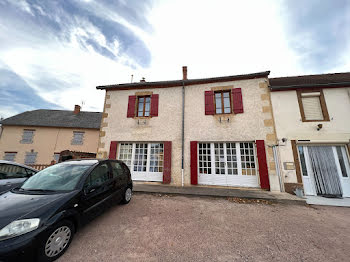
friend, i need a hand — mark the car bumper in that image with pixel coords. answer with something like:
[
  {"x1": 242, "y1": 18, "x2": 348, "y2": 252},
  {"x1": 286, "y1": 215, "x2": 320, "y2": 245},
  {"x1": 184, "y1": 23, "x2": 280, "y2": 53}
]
[{"x1": 0, "y1": 228, "x2": 46, "y2": 262}]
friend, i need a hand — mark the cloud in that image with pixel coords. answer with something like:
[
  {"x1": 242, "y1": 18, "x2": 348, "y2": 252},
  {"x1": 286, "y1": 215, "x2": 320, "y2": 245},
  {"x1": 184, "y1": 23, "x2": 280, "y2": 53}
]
[
  {"x1": 0, "y1": 65, "x2": 60, "y2": 118},
  {"x1": 0, "y1": 0, "x2": 153, "y2": 118},
  {"x1": 0, "y1": 0, "x2": 348, "y2": 119},
  {"x1": 281, "y1": 0, "x2": 350, "y2": 73}
]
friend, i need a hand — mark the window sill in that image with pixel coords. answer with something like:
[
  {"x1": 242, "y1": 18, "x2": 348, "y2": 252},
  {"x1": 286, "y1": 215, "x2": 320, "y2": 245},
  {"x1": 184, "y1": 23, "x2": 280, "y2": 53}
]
[
  {"x1": 20, "y1": 141, "x2": 33, "y2": 144},
  {"x1": 134, "y1": 116, "x2": 152, "y2": 119},
  {"x1": 301, "y1": 119, "x2": 330, "y2": 122}
]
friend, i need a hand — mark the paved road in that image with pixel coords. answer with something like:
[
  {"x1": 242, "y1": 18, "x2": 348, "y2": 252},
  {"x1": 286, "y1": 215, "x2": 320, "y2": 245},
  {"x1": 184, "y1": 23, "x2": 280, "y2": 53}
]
[{"x1": 59, "y1": 193, "x2": 350, "y2": 262}]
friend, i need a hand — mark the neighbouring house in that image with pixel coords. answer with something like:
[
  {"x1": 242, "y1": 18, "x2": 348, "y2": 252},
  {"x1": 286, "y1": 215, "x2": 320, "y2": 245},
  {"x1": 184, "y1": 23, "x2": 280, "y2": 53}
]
[
  {"x1": 0, "y1": 105, "x2": 102, "y2": 166},
  {"x1": 96, "y1": 67, "x2": 281, "y2": 191},
  {"x1": 270, "y1": 72, "x2": 350, "y2": 197}
]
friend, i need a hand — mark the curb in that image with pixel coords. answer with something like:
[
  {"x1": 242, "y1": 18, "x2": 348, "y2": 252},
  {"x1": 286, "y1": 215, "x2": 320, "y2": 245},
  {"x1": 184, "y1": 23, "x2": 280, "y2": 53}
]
[{"x1": 133, "y1": 189, "x2": 307, "y2": 206}]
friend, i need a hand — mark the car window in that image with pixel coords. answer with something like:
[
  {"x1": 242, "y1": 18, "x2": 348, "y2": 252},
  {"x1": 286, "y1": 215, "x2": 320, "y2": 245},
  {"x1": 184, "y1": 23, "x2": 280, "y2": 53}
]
[
  {"x1": 21, "y1": 164, "x2": 91, "y2": 191},
  {"x1": 0, "y1": 164, "x2": 28, "y2": 179},
  {"x1": 110, "y1": 162, "x2": 123, "y2": 179},
  {"x1": 85, "y1": 163, "x2": 110, "y2": 188}
]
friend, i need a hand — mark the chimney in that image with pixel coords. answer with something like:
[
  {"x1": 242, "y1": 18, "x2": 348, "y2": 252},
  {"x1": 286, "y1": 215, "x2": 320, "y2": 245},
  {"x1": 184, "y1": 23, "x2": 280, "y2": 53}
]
[
  {"x1": 74, "y1": 105, "x2": 81, "y2": 115},
  {"x1": 182, "y1": 66, "x2": 187, "y2": 80},
  {"x1": 140, "y1": 77, "x2": 146, "y2": 82}
]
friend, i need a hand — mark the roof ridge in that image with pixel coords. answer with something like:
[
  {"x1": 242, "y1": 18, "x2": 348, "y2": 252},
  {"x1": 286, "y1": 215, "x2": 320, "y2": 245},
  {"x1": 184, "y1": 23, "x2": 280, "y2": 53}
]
[{"x1": 97, "y1": 70, "x2": 270, "y2": 89}]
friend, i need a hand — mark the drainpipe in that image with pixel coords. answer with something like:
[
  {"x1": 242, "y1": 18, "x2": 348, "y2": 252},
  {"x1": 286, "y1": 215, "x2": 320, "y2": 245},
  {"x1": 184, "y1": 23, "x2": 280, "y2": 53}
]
[
  {"x1": 272, "y1": 145, "x2": 284, "y2": 192},
  {"x1": 181, "y1": 66, "x2": 187, "y2": 187}
]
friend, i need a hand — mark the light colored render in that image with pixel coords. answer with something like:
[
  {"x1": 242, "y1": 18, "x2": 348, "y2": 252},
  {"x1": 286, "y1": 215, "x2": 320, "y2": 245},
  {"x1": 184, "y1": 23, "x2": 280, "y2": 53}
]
[
  {"x1": 0, "y1": 126, "x2": 99, "y2": 165},
  {"x1": 271, "y1": 88, "x2": 350, "y2": 184},
  {"x1": 98, "y1": 77, "x2": 280, "y2": 191}
]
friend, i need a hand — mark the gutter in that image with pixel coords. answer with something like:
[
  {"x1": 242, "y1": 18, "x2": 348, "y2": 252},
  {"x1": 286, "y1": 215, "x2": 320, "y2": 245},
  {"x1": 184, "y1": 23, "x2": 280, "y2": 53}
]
[{"x1": 270, "y1": 81, "x2": 350, "y2": 91}]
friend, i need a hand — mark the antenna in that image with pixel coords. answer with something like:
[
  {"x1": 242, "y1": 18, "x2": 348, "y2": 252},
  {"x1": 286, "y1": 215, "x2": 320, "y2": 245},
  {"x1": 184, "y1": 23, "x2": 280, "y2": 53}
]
[
  {"x1": 131, "y1": 74, "x2": 134, "y2": 83},
  {"x1": 81, "y1": 100, "x2": 85, "y2": 109}
]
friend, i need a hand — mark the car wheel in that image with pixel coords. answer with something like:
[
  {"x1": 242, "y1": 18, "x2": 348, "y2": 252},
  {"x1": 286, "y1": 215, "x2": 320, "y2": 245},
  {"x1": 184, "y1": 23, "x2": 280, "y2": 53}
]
[
  {"x1": 37, "y1": 220, "x2": 75, "y2": 262},
  {"x1": 120, "y1": 186, "x2": 132, "y2": 205}
]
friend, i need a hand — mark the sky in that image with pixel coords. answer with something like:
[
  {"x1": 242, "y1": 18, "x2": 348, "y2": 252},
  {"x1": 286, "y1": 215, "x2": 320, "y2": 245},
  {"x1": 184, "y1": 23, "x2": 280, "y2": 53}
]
[{"x1": 0, "y1": 0, "x2": 349, "y2": 118}]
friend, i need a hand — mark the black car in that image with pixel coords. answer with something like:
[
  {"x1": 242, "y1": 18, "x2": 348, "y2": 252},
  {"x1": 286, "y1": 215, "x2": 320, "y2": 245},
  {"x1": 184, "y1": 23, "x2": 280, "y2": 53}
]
[
  {"x1": 0, "y1": 160, "x2": 38, "y2": 194},
  {"x1": 0, "y1": 159, "x2": 133, "y2": 262}
]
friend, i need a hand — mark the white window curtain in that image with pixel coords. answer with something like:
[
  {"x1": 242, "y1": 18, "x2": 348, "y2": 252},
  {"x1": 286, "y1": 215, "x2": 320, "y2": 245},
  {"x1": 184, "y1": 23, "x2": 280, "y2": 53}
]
[{"x1": 308, "y1": 146, "x2": 342, "y2": 197}]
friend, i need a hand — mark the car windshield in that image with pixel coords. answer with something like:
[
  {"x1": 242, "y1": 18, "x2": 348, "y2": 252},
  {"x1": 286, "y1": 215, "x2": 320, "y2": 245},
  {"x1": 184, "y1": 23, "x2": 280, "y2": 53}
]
[{"x1": 20, "y1": 163, "x2": 92, "y2": 191}]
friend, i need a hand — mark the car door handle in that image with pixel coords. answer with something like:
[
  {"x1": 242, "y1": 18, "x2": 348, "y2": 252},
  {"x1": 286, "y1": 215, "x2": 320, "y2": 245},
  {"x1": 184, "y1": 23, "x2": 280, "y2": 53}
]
[
  {"x1": 89, "y1": 188, "x2": 96, "y2": 193},
  {"x1": 5, "y1": 183, "x2": 12, "y2": 186}
]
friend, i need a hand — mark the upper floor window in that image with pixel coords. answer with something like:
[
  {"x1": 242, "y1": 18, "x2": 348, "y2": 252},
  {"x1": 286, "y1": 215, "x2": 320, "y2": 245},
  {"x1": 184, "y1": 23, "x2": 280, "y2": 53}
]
[
  {"x1": 127, "y1": 94, "x2": 159, "y2": 118},
  {"x1": 205, "y1": 88, "x2": 243, "y2": 115},
  {"x1": 21, "y1": 129, "x2": 35, "y2": 144},
  {"x1": 297, "y1": 90, "x2": 329, "y2": 122},
  {"x1": 72, "y1": 131, "x2": 84, "y2": 145},
  {"x1": 215, "y1": 91, "x2": 231, "y2": 114},
  {"x1": 137, "y1": 96, "x2": 151, "y2": 117},
  {"x1": 3, "y1": 152, "x2": 17, "y2": 162},
  {"x1": 25, "y1": 151, "x2": 37, "y2": 165}
]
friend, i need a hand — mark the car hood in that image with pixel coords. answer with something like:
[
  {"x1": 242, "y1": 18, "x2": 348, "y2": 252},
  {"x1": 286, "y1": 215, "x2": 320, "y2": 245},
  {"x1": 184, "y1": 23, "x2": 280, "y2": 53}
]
[{"x1": 0, "y1": 191, "x2": 71, "y2": 229}]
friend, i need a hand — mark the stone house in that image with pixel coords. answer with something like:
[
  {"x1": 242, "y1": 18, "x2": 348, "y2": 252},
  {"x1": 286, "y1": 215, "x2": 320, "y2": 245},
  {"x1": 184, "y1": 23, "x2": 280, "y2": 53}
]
[{"x1": 97, "y1": 67, "x2": 280, "y2": 191}]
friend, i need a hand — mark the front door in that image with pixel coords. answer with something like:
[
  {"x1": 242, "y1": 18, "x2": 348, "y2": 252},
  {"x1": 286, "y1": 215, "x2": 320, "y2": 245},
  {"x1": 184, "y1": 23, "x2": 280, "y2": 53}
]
[
  {"x1": 298, "y1": 145, "x2": 350, "y2": 197},
  {"x1": 198, "y1": 142, "x2": 259, "y2": 187}
]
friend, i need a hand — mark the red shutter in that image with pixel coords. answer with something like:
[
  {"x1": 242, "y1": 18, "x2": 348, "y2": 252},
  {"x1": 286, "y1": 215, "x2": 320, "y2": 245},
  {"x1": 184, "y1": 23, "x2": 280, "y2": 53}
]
[
  {"x1": 232, "y1": 88, "x2": 244, "y2": 114},
  {"x1": 204, "y1": 91, "x2": 215, "y2": 115},
  {"x1": 163, "y1": 141, "x2": 171, "y2": 184},
  {"x1": 109, "y1": 141, "x2": 118, "y2": 160},
  {"x1": 256, "y1": 140, "x2": 270, "y2": 190},
  {"x1": 190, "y1": 141, "x2": 198, "y2": 185},
  {"x1": 127, "y1": 95, "x2": 136, "y2": 118},
  {"x1": 150, "y1": 94, "x2": 159, "y2": 117}
]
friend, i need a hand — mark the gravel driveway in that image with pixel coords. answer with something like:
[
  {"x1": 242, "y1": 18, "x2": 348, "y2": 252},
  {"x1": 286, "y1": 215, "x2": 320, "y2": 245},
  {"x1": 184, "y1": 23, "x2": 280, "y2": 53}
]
[{"x1": 58, "y1": 193, "x2": 350, "y2": 262}]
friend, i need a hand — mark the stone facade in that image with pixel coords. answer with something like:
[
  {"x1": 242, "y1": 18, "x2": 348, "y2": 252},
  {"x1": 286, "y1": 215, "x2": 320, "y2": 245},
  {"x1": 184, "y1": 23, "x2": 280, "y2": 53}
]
[{"x1": 97, "y1": 73, "x2": 280, "y2": 191}]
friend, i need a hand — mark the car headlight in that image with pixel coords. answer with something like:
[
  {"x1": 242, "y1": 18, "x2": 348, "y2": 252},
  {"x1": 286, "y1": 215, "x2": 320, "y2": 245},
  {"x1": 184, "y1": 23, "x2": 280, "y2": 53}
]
[{"x1": 0, "y1": 218, "x2": 40, "y2": 241}]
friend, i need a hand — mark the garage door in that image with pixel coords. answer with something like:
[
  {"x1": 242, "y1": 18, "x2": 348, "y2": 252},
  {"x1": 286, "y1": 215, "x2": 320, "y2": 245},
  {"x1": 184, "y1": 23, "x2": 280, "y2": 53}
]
[
  {"x1": 198, "y1": 142, "x2": 259, "y2": 187},
  {"x1": 118, "y1": 142, "x2": 164, "y2": 182}
]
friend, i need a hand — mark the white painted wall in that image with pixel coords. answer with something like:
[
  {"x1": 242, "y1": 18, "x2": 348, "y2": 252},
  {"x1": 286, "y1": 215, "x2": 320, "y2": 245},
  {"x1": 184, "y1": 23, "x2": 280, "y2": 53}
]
[{"x1": 271, "y1": 88, "x2": 350, "y2": 184}]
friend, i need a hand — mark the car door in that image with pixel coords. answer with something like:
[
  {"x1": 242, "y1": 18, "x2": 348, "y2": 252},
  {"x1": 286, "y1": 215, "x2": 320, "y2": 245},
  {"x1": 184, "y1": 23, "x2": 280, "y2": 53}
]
[
  {"x1": 109, "y1": 161, "x2": 126, "y2": 201},
  {"x1": 0, "y1": 164, "x2": 29, "y2": 193},
  {"x1": 81, "y1": 162, "x2": 114, "y2": 217}
]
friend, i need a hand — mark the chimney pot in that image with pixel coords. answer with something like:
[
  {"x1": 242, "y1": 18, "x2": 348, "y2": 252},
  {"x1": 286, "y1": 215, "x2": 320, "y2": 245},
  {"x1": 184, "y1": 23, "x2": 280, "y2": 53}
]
[
  {"x1": 74, "y1": 105, "x2": 81, "y2": 115},
  {"x1": 182, "y1": 66, "x2": 187, "y2": 80}
]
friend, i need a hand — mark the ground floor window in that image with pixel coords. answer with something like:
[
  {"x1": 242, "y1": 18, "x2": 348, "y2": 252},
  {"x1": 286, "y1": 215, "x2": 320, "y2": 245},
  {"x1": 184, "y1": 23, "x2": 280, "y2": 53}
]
[
  {"x1": 198, "y1": 142, "x2": 258, "y2": 187},
  {"x1": 118, "y1": 142, "x2": 164, "y2": 182}
]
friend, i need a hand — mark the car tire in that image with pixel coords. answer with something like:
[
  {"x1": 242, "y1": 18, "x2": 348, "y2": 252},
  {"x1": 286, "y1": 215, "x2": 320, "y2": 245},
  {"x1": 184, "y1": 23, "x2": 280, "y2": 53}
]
[
  {"x1": 120, "y1": 186, "x2": 132, "y2": 205},
  {"x1": 37, "y1": 220, "x2": 75, "y2": 262}
]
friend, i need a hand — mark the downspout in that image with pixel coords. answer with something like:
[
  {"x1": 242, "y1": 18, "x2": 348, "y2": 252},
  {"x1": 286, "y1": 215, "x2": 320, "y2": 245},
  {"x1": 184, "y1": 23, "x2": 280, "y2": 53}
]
[
  {"x1": 272, "y1": 144, "x2": 284, "y2": 192},
  {"x1": 181, "y1": 66, "x2": 187, "y2": 187},
  {"x1": 181, "y1": 79, "x2": 185, "y2": 187}
]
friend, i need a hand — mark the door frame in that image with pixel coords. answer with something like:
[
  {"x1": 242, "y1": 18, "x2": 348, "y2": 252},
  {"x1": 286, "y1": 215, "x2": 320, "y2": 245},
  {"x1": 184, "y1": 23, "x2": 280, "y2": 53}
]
[
  {"x1": 297, "y1": 144, "x2": 350, "y2": 197},
  {"x1": 117, "y1": 142, "x2": 163, "y2": 182},
  {"x1": 197, "y1": 142, "x2": 259, "y2": 187}
]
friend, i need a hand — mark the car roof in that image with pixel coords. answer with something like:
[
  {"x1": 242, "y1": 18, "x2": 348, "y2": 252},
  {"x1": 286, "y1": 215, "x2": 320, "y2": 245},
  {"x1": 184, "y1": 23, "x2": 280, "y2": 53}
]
[
  {"x1": 0, "y1": 160, "x2": 39, "y2": 172},
  {"x1": 59, "y1": 159, "x2": 101, "y2": 166}
]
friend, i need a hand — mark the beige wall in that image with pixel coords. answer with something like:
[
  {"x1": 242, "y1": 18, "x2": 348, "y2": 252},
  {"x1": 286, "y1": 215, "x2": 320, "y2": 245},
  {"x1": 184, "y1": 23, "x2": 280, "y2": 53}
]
[
  {"x1": 98, "y1": 77, "x2": 280, "y2": 191},
  {"x1": 0, "y1": 125, "x2": 99, "y2": 165},
  {"x1": 271, "y1": 88, "x2": 350, "y2": 184}
]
